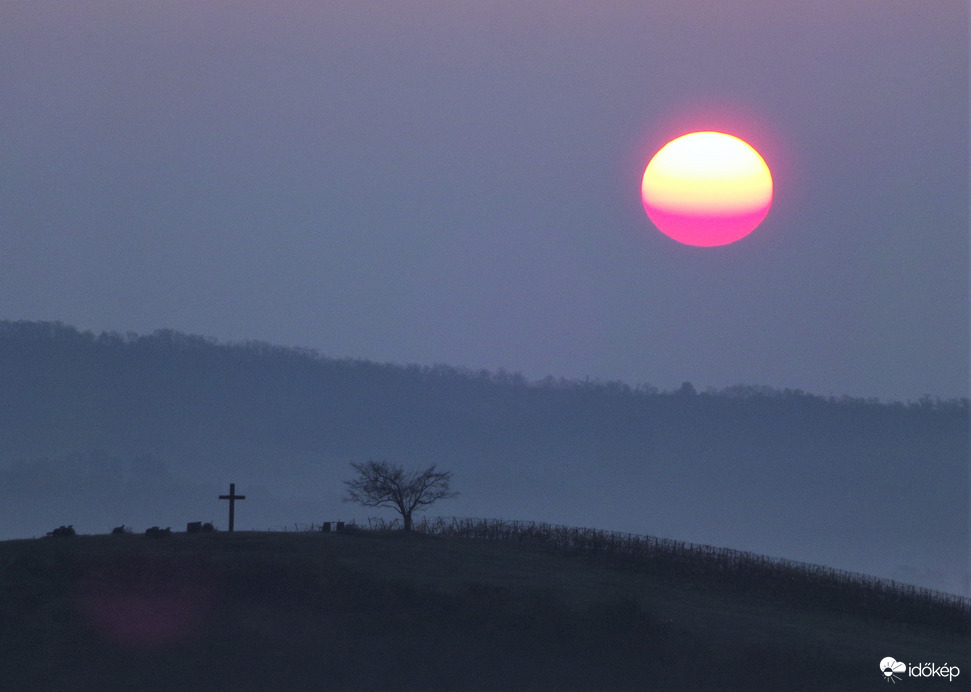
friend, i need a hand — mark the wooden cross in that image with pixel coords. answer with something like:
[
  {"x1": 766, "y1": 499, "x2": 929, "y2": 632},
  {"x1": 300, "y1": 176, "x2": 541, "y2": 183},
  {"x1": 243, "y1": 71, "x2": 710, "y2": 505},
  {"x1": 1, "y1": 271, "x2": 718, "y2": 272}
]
[{"x1": 219, "y1": 483, "x2": 246, "y2": 532}]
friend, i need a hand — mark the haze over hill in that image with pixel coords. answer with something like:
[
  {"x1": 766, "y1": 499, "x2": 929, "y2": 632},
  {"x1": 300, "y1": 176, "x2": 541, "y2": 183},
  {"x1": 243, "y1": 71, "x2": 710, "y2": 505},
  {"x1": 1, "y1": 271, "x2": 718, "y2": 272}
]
[{"x1": 0, "y1": 320, "x2": 966, "y2": 595}]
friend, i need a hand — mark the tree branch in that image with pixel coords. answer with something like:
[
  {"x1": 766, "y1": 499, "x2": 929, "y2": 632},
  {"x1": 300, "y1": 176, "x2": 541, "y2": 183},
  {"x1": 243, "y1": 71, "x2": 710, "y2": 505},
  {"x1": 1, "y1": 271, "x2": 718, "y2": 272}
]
[{"x1": 343, "y1": 460, "x2": 458, "y2": 529}]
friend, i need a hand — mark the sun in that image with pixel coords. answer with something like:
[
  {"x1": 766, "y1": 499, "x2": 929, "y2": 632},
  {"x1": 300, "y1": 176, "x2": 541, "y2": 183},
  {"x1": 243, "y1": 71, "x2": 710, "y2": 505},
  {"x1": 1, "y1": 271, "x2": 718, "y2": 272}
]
[{"x1": 641, "y1": 131, "x2": 773, "y2": 247}]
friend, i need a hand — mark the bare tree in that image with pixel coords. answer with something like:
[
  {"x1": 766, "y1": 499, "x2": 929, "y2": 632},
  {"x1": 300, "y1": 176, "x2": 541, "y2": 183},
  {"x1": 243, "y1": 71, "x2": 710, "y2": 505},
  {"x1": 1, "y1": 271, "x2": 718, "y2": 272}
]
[{"x1": 343, "y1": 461, "x2": 458, "y2": 531}]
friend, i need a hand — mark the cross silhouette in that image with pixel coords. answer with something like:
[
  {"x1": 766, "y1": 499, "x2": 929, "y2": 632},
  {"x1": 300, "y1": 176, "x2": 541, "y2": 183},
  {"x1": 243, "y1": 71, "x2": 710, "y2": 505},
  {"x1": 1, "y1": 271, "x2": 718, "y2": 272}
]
[{"x1": 219, "y1": 483, "x2": 246, "y2": 532}]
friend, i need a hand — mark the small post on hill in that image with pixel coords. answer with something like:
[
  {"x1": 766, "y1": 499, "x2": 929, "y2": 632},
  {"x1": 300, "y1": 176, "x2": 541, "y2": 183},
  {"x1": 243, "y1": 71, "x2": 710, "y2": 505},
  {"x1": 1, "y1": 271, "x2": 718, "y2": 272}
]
[{"x1": 219, "y1": 483, "x2": 246, "y2": 532}]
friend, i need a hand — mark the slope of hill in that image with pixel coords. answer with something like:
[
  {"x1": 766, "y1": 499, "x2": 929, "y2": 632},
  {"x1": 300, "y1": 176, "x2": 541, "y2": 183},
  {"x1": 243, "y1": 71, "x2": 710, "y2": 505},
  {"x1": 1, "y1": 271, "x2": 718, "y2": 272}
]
[
  {"x1": 0, "y1": 320, "x2": 967, "y2": 595},
  {"x1": 0, "y1": 529, "x2": 966, "y2": 691}
]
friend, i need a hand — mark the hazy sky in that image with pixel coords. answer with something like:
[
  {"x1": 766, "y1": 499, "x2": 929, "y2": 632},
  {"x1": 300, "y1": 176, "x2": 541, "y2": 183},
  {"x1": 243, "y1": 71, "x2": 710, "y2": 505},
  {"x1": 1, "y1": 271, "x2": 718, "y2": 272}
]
[{"x1": 1, "y1": 1, "x2": 967, "y2": 401}]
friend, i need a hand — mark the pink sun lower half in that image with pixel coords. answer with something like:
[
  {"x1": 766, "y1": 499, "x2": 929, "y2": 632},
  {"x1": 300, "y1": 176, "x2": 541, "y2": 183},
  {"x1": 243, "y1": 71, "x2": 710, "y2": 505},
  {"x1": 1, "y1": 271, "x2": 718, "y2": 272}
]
[
  {"x1": 641, "y1": 131, "x2": 773, "y2": 247},
  {"x1": 643, "y1": 204, "x2": 771, "y2": 248}
]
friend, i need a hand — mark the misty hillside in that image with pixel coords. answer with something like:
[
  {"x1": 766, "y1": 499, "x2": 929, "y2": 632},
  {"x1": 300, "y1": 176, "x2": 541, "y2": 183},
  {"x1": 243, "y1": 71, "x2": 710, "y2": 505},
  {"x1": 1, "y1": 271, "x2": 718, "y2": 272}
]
[{"x1": 0, "y1": 320, "x2": 967, "y2": 595}]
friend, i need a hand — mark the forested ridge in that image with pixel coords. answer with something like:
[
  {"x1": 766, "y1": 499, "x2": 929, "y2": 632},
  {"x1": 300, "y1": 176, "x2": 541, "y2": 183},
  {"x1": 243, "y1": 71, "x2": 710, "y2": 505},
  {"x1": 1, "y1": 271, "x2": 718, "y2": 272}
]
[{"x1": 0, "y1": 320, "x2": 967, "y2": 595}]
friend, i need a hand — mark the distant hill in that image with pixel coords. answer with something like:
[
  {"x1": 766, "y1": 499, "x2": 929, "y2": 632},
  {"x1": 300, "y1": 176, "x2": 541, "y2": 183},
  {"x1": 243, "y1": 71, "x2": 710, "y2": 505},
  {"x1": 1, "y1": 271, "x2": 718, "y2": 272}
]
[
  {"x1": 0, "y1": 527, "x2": 966, "y2": 691},
  {"x1": 0, "y1": 320, "x2": 967, "y2": 595}
]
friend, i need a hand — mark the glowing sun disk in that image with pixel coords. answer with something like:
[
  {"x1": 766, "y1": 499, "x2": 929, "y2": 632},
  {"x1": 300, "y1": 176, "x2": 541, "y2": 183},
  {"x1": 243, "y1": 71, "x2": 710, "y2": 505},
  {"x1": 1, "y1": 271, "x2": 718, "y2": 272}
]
[{"x1": 641, "y1": 131, "x2": 773, "y2": 247}]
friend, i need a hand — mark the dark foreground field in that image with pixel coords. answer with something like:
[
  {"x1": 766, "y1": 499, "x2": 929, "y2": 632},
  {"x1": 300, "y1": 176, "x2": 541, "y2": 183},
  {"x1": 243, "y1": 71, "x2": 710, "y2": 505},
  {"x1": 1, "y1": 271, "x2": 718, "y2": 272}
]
[{"x1": 0, "y1": 528, "x2": 966, "y2": 691}]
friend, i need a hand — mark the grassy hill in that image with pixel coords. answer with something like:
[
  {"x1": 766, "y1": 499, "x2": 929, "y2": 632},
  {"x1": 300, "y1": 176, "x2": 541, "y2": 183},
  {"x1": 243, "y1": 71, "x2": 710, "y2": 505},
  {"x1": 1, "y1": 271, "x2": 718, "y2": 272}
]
[{"x1": 1, "y1": 525, "x2": 966, "y2": 691}]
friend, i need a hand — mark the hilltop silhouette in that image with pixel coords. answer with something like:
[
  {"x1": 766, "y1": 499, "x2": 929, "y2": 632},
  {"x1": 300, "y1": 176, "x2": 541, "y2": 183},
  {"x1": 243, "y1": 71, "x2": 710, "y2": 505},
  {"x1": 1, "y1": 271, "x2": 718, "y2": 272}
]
[{"x1": 0, "y1": 527, "x2": 967, "y2": 691}]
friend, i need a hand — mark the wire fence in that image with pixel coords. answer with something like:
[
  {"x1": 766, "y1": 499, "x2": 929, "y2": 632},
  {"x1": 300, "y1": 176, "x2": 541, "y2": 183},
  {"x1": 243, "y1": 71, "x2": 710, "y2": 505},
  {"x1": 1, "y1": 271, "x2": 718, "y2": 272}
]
[{"x1": 358, "y1": 515, "x2": 971, "y2": 629}]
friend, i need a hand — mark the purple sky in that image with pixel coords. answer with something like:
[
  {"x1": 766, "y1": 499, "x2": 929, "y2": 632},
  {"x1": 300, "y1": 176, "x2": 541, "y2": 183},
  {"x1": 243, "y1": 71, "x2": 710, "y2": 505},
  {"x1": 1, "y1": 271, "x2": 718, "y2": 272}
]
[{"x1": 1, "y1": 1, "x2": 967, "y2": 401}]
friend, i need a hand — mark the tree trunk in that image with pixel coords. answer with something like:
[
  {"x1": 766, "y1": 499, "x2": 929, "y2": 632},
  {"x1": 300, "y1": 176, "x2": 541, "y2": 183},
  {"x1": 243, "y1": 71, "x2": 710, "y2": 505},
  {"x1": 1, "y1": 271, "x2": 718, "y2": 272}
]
[{"x1": 402, "y1": 512, "x2": 413, "y2": 532}]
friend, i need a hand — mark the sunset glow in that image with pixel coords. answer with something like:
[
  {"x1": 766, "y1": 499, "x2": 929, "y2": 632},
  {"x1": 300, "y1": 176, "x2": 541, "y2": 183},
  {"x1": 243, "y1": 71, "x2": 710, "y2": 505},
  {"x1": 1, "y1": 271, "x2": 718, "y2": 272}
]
[{"x1": 641, "y1": 132, "x2": 773, "y2": 247}]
